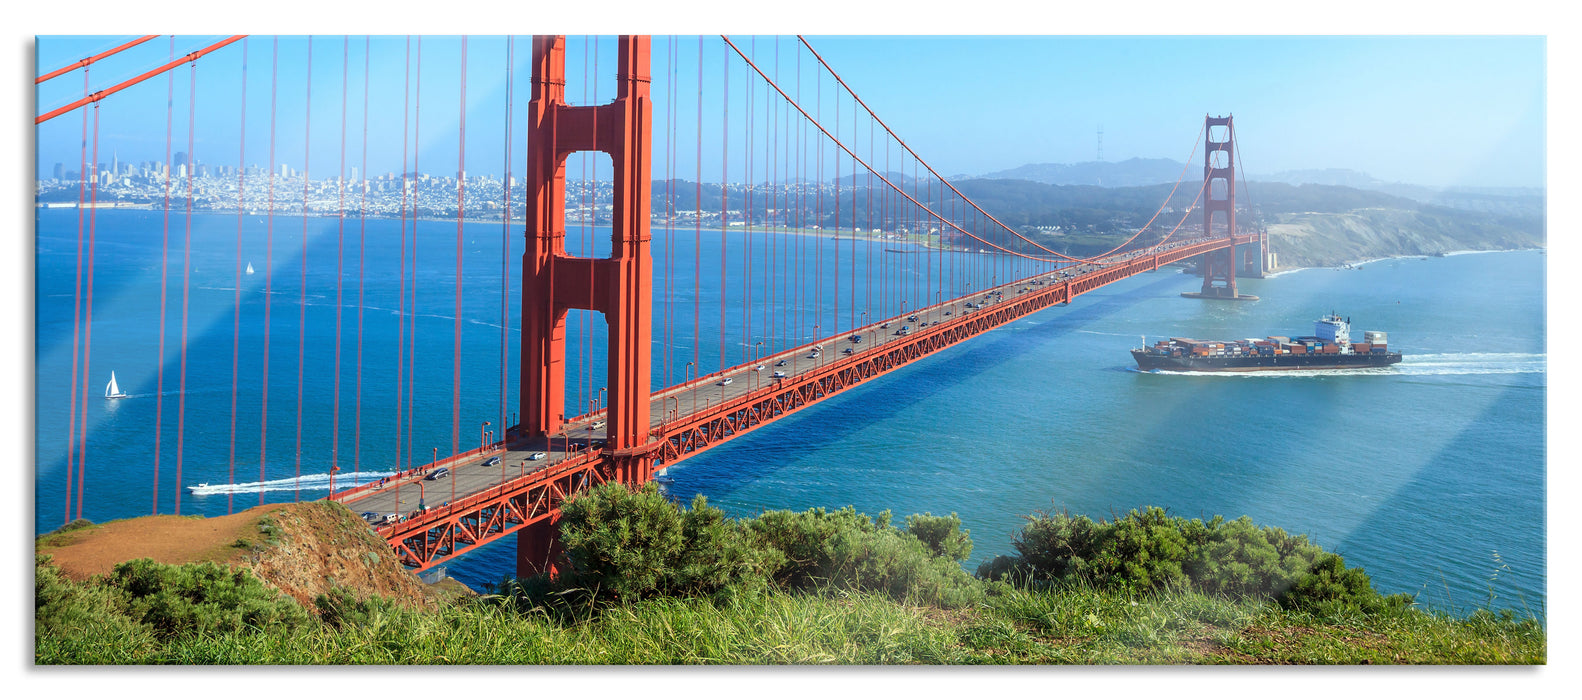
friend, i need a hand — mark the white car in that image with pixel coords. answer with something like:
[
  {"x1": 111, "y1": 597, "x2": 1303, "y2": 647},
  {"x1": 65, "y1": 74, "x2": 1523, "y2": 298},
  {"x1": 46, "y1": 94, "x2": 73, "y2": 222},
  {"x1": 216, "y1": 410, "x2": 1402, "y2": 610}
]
[
  {"x1": 591, "y1": 420, "x2": 606, "y2": 429},
  {"x1": 752, "y1": 364, "x2": 765, "y2": 372},
  {"x1": 528, "y1": 452, "x2": 547, "y2": 461},
  {"x1": 718, "y1": 377, "x2": 734, "y2": 386},
  {"x1": 772, "y1": 371, "x2": 787, "y2": 378}
]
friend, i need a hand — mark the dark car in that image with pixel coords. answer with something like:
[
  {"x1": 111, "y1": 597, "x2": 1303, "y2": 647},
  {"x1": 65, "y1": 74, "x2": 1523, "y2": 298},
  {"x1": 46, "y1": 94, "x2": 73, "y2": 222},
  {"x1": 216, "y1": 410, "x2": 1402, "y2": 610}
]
[{"x1": 424, "y1": 467, "x2": 450, "y2": 481}]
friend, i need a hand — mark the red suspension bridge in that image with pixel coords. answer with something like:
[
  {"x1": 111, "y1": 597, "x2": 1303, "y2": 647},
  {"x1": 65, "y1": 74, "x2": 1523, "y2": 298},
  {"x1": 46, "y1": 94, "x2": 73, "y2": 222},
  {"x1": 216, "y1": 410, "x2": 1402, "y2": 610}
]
[{"x1": 36, "y1": 34, "x2": 1267, "y2": 575}]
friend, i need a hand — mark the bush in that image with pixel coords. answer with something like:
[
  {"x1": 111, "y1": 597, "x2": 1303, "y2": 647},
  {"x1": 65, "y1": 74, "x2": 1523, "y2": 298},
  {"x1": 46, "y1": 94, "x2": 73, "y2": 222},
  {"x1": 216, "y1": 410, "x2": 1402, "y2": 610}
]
[
  {"x1": 35, "y1": 555, "x2": 151, "y2": 652},
  {"x1": 497, "y1": 489, "x2": 984, "y2": 611},
  {"x1": 107, "y1": 559, "x2": 311, "y2": 639},
  {"x1": 749, "y1": 507, "x2": 983, "y2": 607},
  {"x1": 979, "y1": 507, "x2": 1193, "y2": 592},
  {"x1": 315, "y1": 587, "x2": 400, "y2": 629},
  {"x1": 979, "y1": 507, "x2": 1403, "y2": 612},
  {"x1": 552, "y1": 482, "x2": 783, "y2": 605},
  {"x1": 905, "y1": 513, "x2": 973, "y2": 562}
]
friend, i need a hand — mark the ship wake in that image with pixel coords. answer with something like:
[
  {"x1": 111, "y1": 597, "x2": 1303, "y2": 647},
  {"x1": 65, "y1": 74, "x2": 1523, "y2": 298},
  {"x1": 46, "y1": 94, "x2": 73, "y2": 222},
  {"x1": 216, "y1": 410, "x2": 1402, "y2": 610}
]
[{"x1": 187, "y1": 471, "x2": 395, "y2": 496}]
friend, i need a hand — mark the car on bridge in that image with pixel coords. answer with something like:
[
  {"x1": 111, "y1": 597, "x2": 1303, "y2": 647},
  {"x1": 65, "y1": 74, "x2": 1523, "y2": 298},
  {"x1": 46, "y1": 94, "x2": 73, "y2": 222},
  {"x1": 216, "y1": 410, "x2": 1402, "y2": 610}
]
[
  {"x1": 718, "y1": 377, "x2": 734, "y2": 386},
  {"x1": 483, "y1": 456, "x2": 500, "y2": 467},
  {"x1": 529, "y1": 452, "x2": 547, "y2": 461},
  {"x1": 772, "y1": 370, "x2": 787, "y2": 378},
  {"x1": 424, "y1": 467, "x2": 449, "y2": 481},
  {"x1": 775, "y1": 359, "x2": 788, "y2": 367},
  {"x1": 591, "y1": 420, "x2": 606, "y2": 429},
  {"x1": 753, "y1": 364, "x2": 765, "y2": 371}
]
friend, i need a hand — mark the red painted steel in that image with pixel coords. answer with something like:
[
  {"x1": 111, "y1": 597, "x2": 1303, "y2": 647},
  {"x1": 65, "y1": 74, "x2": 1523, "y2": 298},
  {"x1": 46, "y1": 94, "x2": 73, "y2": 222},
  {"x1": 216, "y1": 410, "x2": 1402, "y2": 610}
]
[
  {"x1": 1198, "y1": 114, "x2": 1240, "y2": 297},
  {"x1": 36, "y1": 35, "x2": 160, "y2": 84},
  {"x1": 518, "y1": 35, "x2": 655, "y2": 575},
  {"x1": 36, "y1": 36, "x2": 246, "y2": 124}
]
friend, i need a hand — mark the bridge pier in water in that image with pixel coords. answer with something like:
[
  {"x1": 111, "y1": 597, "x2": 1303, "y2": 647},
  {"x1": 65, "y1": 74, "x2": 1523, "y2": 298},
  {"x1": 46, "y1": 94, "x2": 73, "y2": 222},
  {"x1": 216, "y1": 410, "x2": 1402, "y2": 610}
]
[{"x1": 517, "y1": 34, "x2": 656, "y2": 577}]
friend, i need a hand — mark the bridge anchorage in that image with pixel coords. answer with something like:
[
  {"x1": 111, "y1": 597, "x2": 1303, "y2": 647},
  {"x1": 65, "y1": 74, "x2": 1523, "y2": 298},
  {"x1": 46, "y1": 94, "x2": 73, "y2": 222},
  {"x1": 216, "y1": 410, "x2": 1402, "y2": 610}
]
[{"x1": 1181, "y1": 114, "x2": 1260, "y2": 301}]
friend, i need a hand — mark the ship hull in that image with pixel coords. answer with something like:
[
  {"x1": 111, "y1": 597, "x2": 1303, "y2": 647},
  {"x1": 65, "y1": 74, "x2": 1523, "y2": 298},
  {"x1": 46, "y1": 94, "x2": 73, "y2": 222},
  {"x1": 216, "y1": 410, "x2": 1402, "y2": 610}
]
[{"x1": 1131, "y1": 349, "x2": 1402, "y2": 372}]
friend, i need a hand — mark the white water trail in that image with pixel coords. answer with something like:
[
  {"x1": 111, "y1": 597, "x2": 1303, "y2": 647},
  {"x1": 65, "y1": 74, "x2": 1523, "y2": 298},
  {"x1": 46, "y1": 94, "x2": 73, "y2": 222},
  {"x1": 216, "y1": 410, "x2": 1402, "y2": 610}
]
[{"x1": 186, "y1": 471, "x2": 396, "y2": 496}]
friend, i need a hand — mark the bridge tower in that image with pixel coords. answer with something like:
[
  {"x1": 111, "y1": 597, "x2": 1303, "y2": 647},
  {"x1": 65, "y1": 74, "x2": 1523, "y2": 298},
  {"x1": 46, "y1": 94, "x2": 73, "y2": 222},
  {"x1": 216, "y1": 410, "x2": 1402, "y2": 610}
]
[
  {"x1": 518, "y1": 35, "x2": 655, "y2": 576},
  {"x1": 1182, "y1": 114, "x2": 1256, "y2": 300}
]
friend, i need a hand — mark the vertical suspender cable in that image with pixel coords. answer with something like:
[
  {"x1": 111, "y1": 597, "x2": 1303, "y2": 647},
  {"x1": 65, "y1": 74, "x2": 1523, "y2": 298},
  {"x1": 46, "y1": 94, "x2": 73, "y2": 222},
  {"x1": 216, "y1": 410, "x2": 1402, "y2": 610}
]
[
  {"x1": 76, "y1": 102, "x2": 101, "y2": 520},
  {"x1": 454, "y1": 35, "x2": 467, "y2": 459},
  {"x1": 408, "y1": 36, "x2": 423, "y2": 472},
  {"x1": 355, "y1": 35, "x2": 370, "y2": 483},
  {"x1": 694, "y1": 35, "x2": 701, "y2": 404},
  {"x1": 260, "y1": 37, "x2": 278, "y2": 506},
  {"x1": 501, "y1": 36, "x2": 513, "y2": 434},
  {"x1": 155, "y1": 39, "x2": 174, "y2": 512},
  {"x1": 174, "y1": 60, "x2": 197, "y2": 515},
  {"x1": 294, "y1": 36, "x2": 313, "y2": 502},
  {"x1": 227, "y1": 38, "x2": 249, "y2": 514},
  {"x1": 720, "y1": 40, "x2": 728, "y2": 376},
  {"x1": 332, "y1": 35, "x2": 348, "y2": 494},
  {"x1": 63, "y1": 67, "x2": 87, "y2": 523},
  {"x1": 395, "y1": 36, "x2": 410, "y2": 479}
]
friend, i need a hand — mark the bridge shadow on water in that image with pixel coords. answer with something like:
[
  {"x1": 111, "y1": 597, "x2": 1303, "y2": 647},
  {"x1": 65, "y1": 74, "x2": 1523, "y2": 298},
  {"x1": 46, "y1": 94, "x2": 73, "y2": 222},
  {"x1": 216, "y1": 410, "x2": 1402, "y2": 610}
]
[{"x1": 669, "y1": 272, "x2": 1192, "y2": 502}]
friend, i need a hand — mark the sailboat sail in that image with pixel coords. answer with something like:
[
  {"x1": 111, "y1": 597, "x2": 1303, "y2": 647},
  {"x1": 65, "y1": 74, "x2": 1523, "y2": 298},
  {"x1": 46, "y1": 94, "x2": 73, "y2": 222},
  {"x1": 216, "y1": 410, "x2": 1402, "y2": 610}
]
[
  {"x1": 105, "y1": 371, "x2": 126, "y2": 399},
  {"x1": 246, "y1": 262, "x2": 255, "y2": 275}
]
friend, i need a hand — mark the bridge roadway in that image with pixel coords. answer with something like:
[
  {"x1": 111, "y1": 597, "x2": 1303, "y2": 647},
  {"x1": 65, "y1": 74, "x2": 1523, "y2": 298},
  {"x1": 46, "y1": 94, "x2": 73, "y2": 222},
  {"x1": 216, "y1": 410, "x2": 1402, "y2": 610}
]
[{"x1": 335, "y1": 234, "x2": 1244, "y2": 535}]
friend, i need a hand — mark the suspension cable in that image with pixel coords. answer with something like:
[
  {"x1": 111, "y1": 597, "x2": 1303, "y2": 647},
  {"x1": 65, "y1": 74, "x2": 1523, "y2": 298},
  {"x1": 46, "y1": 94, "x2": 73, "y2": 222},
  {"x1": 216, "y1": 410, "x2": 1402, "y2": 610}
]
[
  {"x1": 37, "y1": 35, "x2": 245, "y2": 123},
  {"x1": 37, "y1": 35, "x2": 159, "y2": 84}
]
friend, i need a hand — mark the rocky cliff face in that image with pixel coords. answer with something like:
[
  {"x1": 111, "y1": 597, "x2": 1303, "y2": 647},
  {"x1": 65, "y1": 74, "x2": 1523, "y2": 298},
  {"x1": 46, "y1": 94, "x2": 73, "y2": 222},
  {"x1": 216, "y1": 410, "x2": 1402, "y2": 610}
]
[{"x1": 1265, "y1": 207, "x2": 1543, "y2": 270}]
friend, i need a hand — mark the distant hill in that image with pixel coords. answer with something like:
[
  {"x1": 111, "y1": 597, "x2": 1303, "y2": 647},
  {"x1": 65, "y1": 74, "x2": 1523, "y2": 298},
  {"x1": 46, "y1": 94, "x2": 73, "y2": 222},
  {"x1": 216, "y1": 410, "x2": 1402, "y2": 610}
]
[{"x1": 977, "y1": 158, "x2": 1188, "y2": 187}]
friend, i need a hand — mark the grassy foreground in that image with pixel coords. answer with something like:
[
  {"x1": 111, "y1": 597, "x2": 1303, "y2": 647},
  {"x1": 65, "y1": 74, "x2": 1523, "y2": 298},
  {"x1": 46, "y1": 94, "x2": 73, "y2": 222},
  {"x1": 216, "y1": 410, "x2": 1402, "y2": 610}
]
[{"x1": 35, "y1": 485, "x2": 1544, "y2": 665}]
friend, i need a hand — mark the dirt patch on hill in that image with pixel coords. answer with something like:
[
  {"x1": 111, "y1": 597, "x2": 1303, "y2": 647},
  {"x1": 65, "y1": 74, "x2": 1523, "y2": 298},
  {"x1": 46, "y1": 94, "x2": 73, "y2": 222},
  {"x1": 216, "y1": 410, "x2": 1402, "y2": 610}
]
[
  {"x1": 38, "y1": 507, "x2": 280, "y2": 581},
  {"x1": 37, "y1": 501, "x2": 448, "y2": 612}
]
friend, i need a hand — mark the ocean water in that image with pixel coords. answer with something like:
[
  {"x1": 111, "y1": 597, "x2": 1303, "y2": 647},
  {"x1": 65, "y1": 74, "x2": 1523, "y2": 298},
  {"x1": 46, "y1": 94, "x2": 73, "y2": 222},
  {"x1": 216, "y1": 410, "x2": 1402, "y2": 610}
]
[{"x1": 35, "y1": 209, "x2": 1545, "y2": 613}]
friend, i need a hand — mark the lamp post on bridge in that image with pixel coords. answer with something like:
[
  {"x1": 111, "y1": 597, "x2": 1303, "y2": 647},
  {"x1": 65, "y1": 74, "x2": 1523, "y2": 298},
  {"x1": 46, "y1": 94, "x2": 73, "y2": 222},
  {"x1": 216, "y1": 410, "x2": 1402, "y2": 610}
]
[
  {"x1": 481, "y1": 421, "x2": 491, "y2": 452},
  {"x1": 685, "y1": 361, "x2": 696, "y2": 416}
]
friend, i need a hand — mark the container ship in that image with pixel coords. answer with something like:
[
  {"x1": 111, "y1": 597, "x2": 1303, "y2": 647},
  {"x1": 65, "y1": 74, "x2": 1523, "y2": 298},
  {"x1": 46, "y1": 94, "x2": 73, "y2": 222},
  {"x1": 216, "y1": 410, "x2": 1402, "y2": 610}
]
[{"x1": 1131, "y1": 313, "x2": 1402, "y2": 372}]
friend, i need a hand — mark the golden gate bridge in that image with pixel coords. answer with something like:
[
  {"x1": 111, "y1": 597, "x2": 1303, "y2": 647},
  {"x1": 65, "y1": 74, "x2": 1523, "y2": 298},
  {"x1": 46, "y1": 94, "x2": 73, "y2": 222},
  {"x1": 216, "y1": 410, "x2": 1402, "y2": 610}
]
[{"x1": 36, "y1": 34, "x2": 1267, "y2": 575}]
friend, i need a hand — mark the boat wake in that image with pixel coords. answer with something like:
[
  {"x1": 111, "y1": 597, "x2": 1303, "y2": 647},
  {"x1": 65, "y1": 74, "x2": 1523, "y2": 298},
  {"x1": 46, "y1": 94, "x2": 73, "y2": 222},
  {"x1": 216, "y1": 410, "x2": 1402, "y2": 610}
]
[
  {"x1": 187, "y1": 471, "x2": 395, "y2": 496},
  {"x1": 1137, "y1": 352, "x2": 1544, "y2": 378}
]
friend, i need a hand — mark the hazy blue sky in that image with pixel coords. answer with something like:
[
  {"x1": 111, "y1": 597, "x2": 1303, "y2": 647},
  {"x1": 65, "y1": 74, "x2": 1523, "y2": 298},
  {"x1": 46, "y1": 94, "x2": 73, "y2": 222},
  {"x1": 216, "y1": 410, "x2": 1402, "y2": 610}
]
[{"x1": 34, "y1": 34, "x2": 1545, "y2": 188}]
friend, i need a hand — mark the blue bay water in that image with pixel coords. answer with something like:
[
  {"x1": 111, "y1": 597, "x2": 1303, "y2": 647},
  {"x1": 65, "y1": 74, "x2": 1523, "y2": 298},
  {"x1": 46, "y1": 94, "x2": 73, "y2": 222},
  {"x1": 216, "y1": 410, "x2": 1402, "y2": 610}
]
[{"x1": 35, "y1": 209, "x2": 1545, "y2": 614}]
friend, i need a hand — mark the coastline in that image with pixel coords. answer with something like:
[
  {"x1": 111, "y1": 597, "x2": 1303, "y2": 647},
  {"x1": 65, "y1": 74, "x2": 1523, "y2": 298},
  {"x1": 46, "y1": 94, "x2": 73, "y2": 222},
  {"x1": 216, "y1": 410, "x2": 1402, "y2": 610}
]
[{"x1": 1262, "y1": 247, "x2": 1542, "y2": 278}]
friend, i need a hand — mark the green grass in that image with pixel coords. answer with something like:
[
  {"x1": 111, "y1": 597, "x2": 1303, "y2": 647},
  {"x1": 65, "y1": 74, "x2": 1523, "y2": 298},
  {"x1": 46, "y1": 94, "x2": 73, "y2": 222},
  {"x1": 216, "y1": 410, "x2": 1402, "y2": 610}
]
[
  {"x1": 34, "y1": 494, "x2": 1545, "y2": 665},
  {"x1": 35, "y1": 557, "x2": 1543, "y2": 665}
]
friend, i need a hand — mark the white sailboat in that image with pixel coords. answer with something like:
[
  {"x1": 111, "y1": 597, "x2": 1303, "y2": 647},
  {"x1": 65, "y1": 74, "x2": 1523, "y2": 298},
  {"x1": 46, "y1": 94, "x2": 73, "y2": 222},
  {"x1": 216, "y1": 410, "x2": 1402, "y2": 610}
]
[
  {"x1": 246, "y1": 262, "x2": 255, "y2": 275},
  {"x1": 104, "y1": 371, "x2": 127, "y2": 399}
]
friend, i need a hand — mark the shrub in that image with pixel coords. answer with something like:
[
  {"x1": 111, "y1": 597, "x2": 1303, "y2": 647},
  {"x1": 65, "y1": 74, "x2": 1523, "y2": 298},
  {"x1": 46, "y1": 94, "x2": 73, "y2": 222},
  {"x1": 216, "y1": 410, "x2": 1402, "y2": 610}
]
[
  {"x1": 553, "y1": 482, "x2": 782, "y2": 605},
  {"x1": 107, "y1": 559, "x2": 310, "y2": 639},
  {"x1": 905, "y1": 512, "x2": 973, "y2": 562},
  {"x1": 749, "y1": 507, "x2": 983, "y2": 607},
  {"x1": 981, "y1": 507, "x2": 1192, "y2": 592},
  {"x1": 315, "y1": 587, "x2": 399, "y2": 629},
  {"x1": 980, "y1": 507, "x2": 1402, "y2": 612}
]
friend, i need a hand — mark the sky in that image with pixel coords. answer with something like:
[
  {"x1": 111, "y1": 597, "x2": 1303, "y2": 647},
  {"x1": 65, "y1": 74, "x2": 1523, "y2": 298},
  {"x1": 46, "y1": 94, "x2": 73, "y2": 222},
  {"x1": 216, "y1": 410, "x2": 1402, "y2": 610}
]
[{"x1": 32, "y1": 33, "x2": 1545, "y2": 190}]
